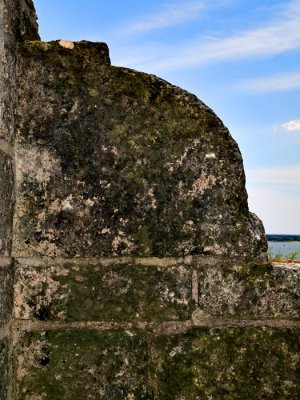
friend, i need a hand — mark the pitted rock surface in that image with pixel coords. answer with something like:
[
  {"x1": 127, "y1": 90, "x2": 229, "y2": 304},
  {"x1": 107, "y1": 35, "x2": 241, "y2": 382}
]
[
  {"x1": 1, "y1": 2, "x2": 300, "y2": 400},
  {"x1": 14, "y1": 41, "x2": 267, "y2": 260}
]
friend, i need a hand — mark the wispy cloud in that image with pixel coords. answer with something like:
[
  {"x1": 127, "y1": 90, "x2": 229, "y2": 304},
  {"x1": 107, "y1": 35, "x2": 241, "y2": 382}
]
[
  {"x1": 189, "y1": 0, "x2": 300, "y2": 63},
  {"x1": 123, "y1": 1, "x2": 208, "y2": 36},
  {"x1": 237, "y1": 71, "x2": 300, "y2": 93},
  {"x1": 281, "y1": 120, "x2": 300, "y2": 132},
  {"x1": 116, "y1": 0, "x2": 300, "y2": 72}
]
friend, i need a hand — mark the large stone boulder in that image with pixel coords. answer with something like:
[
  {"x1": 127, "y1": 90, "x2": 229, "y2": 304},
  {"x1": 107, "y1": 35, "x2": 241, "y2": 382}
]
[{"x1": 14, "y1": 40, "x2": 267, "y2": 262}]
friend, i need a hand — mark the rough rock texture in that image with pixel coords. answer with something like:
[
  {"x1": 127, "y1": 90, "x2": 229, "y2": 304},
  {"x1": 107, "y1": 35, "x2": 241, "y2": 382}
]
[
  {"x1": 1, "y1": 1, "x2": 299, "y2": 399},
  {"x1": 0, "y1": 339, "x2": 9, "y2": 400},
  {"x1": 14, "y1": 329, "x2": 151, "y2": 400},
  {"x1": 14, "y1": 258, "x2": 193, "y2": 323},
  {"x1": 195, "y1": 262, "x2": 300, "y2": 318},
  {"x1": 0, "y1": 262, "x2": 13, "y2": 325},
  {"x1": 13, "y1": 259, "x2": 300, "y2": 323},
  {"x1": 0, "y1": 0, "x2": 39, "y2": 142},
  {"x1": 151, "y1": 327, "x2": 300, "y2": 399},
  {"x1": 14, "y1": 40, "x2": 267, "y2": 261},
  {"x1": 0, "y1": 151, "x2": 14, "y2": 256},
  {"x1": 14, "y1": 327, "x2": 300, "y2": 400},
  {"x1": 0, "y1": 2, "x2": 39, "y2": 399}
]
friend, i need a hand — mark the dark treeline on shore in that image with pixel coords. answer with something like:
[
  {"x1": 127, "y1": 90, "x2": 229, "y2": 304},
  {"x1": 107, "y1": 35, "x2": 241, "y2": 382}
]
[{"x1": 267, "y1": 234, "x2": 300, "y2": 242}]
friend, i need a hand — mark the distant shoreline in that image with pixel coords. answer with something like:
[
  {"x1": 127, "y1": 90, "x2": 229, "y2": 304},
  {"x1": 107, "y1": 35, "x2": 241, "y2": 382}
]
[{"x1": 266, "y1": 234, "x2": 300, "y2": 242}]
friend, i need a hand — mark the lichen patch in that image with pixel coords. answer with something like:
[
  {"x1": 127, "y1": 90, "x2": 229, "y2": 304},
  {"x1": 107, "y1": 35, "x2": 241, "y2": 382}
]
[
  {"x1": 16, "y1": 146, "x2": 61, "y2": 188},
  {"x1": 59, "y1": 40, "x2": 74, "y2": 49}
]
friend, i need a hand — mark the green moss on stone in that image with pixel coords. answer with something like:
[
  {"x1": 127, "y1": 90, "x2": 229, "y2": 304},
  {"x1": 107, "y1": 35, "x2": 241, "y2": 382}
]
[
  {"x1": 14, "y1": 327, "x2": 300, "y2": 399},
  {"x1": 14, "y1": 261, "x2": 193, "y2": 322},
  {"x1": 15, "y1": 329, "x2": 151, "y2": 400},
  {"x1": 151, "y1": 327, "x2": 300, "y2": 399},
  {"x1": 15, "y1": 41, "x2": 267, "y2": 260}
]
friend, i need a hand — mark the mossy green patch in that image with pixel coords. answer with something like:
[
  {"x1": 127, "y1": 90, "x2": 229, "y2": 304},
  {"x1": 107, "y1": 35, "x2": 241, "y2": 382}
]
[
  {"x1": 15, "y1": 261, "x2": 193, "y2": 322},
  {"x1": 15, "y1": 329, "x2": 151, "y2": 399},
  {"x1": 15, "y1": 41, "x2": 267, "y2": 260},
  {"x1": 151, "y1": 327, "x2": 300, "y2": 399},
  {"x1": 15, "y1": 327, "x2": 300, "y2": 399}
]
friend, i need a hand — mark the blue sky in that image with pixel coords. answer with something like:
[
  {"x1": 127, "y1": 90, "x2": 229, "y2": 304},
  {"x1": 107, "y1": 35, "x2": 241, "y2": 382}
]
[{"x1": 34, "y1": 0, "x2": 300, "y2": 234}]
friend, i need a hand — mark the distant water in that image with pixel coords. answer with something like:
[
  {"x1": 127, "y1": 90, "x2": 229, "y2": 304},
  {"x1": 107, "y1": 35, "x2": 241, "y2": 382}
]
[{"x1": 267, "y1": 238, "x2": 300, "y2": 259}]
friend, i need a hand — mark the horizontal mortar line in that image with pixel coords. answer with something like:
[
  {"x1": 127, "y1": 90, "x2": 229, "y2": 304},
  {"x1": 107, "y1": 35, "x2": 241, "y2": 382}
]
[
  {"x1": 13, "y1": 255, "x2": 265, "y2": 268},
  {"x1": 192, "y1": 317, "x2": 300, "y2": 329},
  {"x1": 12, "y1": 320, "x2": 149, "y2": 333},
  {"x1": 0, "y1": 137, "x2": 14, "y2": 158},
  {"x1": 11, "y1": 318, "x2": 300, "y2": 335},
  {"x1": 0, "y1": 256, "x2": 12, "y2": 268},
  {"x1": 14, "y1": 256, "x2": 187, "y2": 268},
  {"x1": 14, "y1": 255, "x2": 197, "y2": 268}
]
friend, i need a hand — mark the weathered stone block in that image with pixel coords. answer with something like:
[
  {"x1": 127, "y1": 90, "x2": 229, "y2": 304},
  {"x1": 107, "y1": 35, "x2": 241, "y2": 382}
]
[
  {"x1": 0, "y1": 0, "x2": 39, "y2": 142},
  {"x1": 14, "y1": 329, "x2": 151, "y2": 400},
  {"x1": 14, "y1": 40, "x2": 267, "y2": 260},
  {"x1": 0, "y1": 151, "x2": 14, "y2": 256},
  {"x1": 0, "y1": 338, "x2": 9, "y2": 400},
  {"x1": 14, "y1": 259, "x2": 193, "y2": 322},
  {"x1": 14, "y1": 259, "x2": 300, "y2": 323},
  {"x1": 195, "y1": 262, "x2": 300, "y2": 318},
  {"x1": 151, "y1": 327, "x2": 300, "y2": 399},
  {"x1": 13, "y1": 327, "x2": 300, "y2": 399},
  {"x1": 0, "y1": 263, "x2": 13, "y2": 325},
  {"x1": 2, "y1": 0, "x2": 39, "y2": 43}
]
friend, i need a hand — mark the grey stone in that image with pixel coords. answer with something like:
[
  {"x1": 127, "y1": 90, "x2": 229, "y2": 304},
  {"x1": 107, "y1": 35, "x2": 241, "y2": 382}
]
[
  {"x1": 13, "y1": 327, "x2": 300, "y2": 400},
  {"x1": 0, "y1": 339, "x2": 9, "y2": 400},
  {"x1": 13, "y1": 40, "x2": 267, "y2": 261},
  {"x1": 0, "y1": 0, "x2": 39, "y2": 142},
  {"x1": 151, "y1": 326, "x2": 300, "y2": 399},
  {"x1": 0, "y1": 264, "x2": 13, "y2": 325},
  {"x1": 2, "y1": 2, "x2": 299, "y2": 400},
  {"x1": 14, "y1": 329, "x2": 151, "y2": 400},
  {"x1": 195, "y1": 262, "x2": 300, "y2": 318},
  {"x1": 14, "y1": 259, "x2": 193, "y2": 322},
  {"x1": 0, "y1": 151, "x2": 14, "y2": 256},
  {"x1": 14, "y1": 259, "x2": 300, "y2": 323}
]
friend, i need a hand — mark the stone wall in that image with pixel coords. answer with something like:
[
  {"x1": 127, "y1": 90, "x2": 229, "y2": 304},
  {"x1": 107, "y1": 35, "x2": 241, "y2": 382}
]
[
  {"x1": 0, "y1": 1, "x2": 299, "y2": 399},
  {"x1": 0, "y1": 0, "x2": 39, "y2": 142},
  {"x1": 0, "y1": 1, "x2": 39, "y2": 399},
  {"x1": 10, "y1": 258, "x2": 300, "y2": 399}
]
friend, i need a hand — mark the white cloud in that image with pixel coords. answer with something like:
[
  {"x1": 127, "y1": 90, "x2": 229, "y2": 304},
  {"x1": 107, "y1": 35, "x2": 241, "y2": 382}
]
[
  {"x1": 282, "y1": 119, "x2": 300, "y2": 132},
  {"x1": 237, "y1": 71, "x2": 300, "y2": 93},
  {"x1": 247, "y1": 165, "x2": 300, "y2": 186},
  {"x1": 123, "y1": 1, "x2": 207, "y2": 35},
  {"x1": 116, "y1": 0, "x2": 300, "y2": 72}
]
